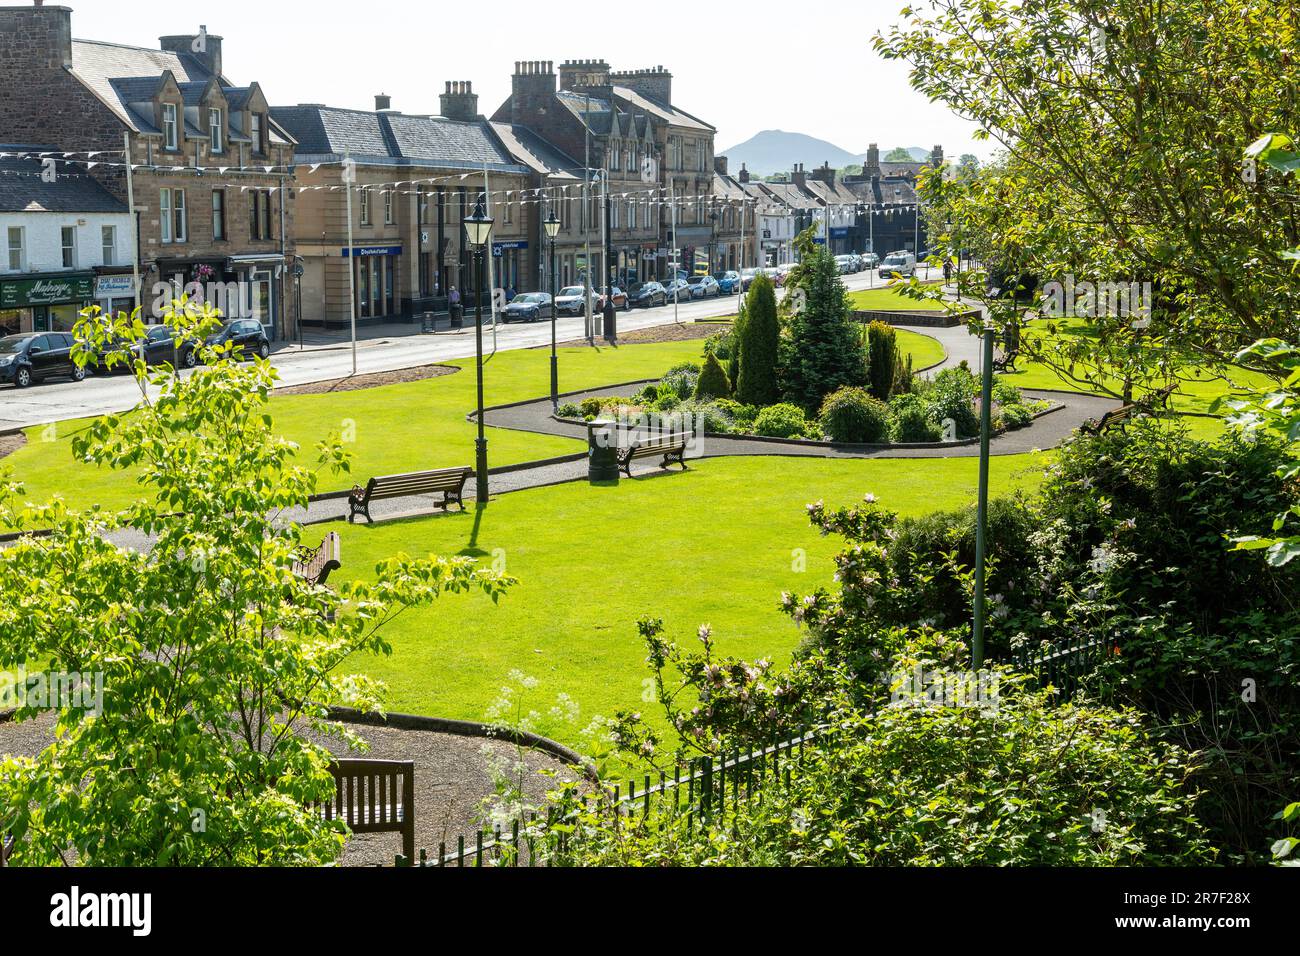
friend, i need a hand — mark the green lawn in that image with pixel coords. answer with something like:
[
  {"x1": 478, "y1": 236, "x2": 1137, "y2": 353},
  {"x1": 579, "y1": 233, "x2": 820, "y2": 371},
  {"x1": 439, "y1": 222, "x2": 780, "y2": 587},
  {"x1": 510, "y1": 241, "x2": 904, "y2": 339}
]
[
  {"x1": 848, "y1": 286, "x2": 947, "y2": 312},
  {"x1": 331, "y1": 453, "x2": 1047, "y2": 754},
  {"x1": 4, "y1": 332, "x2": 945, "y2": 515}
]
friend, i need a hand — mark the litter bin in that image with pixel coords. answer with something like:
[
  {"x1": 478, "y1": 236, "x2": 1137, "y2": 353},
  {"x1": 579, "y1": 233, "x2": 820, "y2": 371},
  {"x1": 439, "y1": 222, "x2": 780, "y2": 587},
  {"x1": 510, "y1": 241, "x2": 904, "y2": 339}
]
[
  {"x1": 450, "y1": 304, "x2": 463, "y2": 329},
  {"x1": 587, "y1": 418, "x2": 620, "y2": 483},
  {"x1": 421, "y1": 312, "x2": 435, "y2": 333}
]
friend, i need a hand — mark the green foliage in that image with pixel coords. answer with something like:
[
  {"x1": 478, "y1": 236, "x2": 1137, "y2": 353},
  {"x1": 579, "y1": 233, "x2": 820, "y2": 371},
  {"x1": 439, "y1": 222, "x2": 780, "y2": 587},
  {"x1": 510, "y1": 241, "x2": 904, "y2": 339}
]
[
  {"x1": 693, "y1": 351, "x2": 732, "y2": 401},
  {"x1": 866, "y1": 321, "x2": 898, "y2": 400},
  {"x1": 659, "y1": 363, "x2": 701, "y2": 400},
  {"x1": 780, "y1": 244, "x2": 866, "y2": 412},
  {"x1": 888, "y1": 393, "x2": 942, "y2": 442},
  {"x1": 713, "y1": 399, "x2": 759, "y2": 431},
  {"x1": 702, "y1": 327, "x2": 735, "y2": 361},
  {"x1": 754, "y1": 403, "x2": 813, "y2": 440},
  {"x1": 579, "y1": 397, "x2": 604, "y2": 418},
  {"x1": 919, "y1": 364, "x2": 980, "y2": 438},
  {"x1": 557, "y1": 402, "x2": 583, "y2": 418},
  {"x1": 1001, "y1": 404, "x2": 1033, "y2": 429},
  {"x1": 0, "y1": 304, "x2": 512, "y2": 866},
  {"x1": 818, "y1": 387, "x2": 889, "y2": 443},
  {"x1": 735, "y1": 273, "x2": 781, "y2": 406},
  {"x1": 564, "y1": 687, "x2": 1212, "y2": 866},
  {"x1": 675, "y1": 400, "x2": 734, "y2": 434}
]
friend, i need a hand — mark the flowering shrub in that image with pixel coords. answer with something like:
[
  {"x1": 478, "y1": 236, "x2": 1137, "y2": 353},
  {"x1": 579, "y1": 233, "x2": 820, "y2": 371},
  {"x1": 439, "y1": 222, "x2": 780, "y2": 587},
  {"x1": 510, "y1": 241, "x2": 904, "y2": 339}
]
[{"x1": 818, "y1": 386, "x2": 890, "y2": 443}]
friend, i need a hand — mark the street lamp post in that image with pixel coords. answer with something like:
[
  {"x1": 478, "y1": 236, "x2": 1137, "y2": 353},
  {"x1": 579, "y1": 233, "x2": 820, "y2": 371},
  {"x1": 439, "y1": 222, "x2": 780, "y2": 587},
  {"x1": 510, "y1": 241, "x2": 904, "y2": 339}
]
[
  {"x1": 972, "y1": 320, "x2": 995, "y2": 669},
  {"x1": 543, "y1": 208, "x2": 562, "y2": 411},
  {"x1": 463, "y1": 194, "x2": 494, "y2": 504},
  {"x1": 291, "y1": 258, "x2": 305, "y2": 352}
]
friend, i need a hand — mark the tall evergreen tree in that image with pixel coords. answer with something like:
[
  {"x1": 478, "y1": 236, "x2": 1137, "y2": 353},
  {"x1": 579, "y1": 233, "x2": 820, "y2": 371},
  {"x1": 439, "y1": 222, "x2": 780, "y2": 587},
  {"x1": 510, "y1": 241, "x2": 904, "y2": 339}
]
[
  {"x1": 867, "y1": 321, "x2": 898, "y2": 399},
  {"x1": 736, "y1": 272, "x2": 781, "y2": 406},
  {"x1": 694, "y1": 351, "x2": 732, "y2": 400},
  {"x1": 780, "y1": 245, "x2": 867, "y2": 412}
]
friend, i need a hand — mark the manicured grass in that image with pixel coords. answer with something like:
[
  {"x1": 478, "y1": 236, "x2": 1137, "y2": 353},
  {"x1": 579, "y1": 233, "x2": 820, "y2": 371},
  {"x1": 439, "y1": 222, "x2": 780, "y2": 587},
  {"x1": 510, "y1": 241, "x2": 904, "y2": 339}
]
[
  {"x1": 4, "y1": 332, "x2": 946, "y2": 515},
  {"x1": 331, "y1": 453, "x2": 1048, "y2": 754},
  {"x1": 848, "y1": 286, "x2": 946, "y2": 312},
  {"x1": 894, "y1": 328, "x2": 947, "y2": 371}
]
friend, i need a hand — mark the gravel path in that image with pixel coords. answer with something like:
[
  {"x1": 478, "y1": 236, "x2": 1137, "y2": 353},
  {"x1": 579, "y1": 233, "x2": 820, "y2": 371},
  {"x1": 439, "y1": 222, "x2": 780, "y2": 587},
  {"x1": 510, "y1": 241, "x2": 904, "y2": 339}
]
[{"x1": 0, "y1": 710, "x2": 575, "y2": 867}]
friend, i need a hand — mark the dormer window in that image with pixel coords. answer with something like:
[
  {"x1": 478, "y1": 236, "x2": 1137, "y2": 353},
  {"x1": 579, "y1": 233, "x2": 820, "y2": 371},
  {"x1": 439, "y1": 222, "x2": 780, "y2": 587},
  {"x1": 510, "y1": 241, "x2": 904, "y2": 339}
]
[
  {"x1": 209, "y1": 108, "x2": 224, "y2": 154},
  {"x1": 162, "y1": 103, "x2": 178, "y2": 150}
]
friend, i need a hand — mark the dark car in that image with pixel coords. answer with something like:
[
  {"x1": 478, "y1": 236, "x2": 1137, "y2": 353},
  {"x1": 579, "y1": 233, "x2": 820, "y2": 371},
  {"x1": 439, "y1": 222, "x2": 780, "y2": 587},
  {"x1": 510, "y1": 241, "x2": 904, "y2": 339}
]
[
  {"x1": 204, "y1": 319, "x2": 270, "y2": 361},
  {"x1": 140, "y1": 324, "x2": 199, "y2": 368},
  {"x1": 0, "y1": 332, "x2": 86, "y2": 388},
  {"x1": 629, "y1": 282, "x2": 668, "y2": 309},
  {"x1": 501, "y1": 292, "x2": 553, "y2": 323}
]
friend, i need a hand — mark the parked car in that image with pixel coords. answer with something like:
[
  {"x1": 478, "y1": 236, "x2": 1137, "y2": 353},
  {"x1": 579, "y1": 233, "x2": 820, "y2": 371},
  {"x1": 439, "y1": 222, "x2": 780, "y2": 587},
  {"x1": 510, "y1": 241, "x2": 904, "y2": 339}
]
[
  {"x1": 835, "y1": 254, "x2": 856, "y2": 275},
  {"x1": 686, "y1": 275, "x2": 720, "y2": 299},
  {"x1": 204, "y1": 318, "x2": 270, "y2": 361},
  {"x1": 878, "y1": 251, "x2": 917, "y2": 279},
  {"x1": 0, "y1": 331, "x2": 86, "y2": 388},
  {"x1": 664, "y1": 277, "x2": 692, "y2": 301},
  {"x1": 714, "y1": 271, "x2": 742, "y2": 294},
  {"x1": 739, "y1": 267, "x2": 762, "y2": 291},
  {"x1": 138, "y1": 325, "x2": 198, "y2": 368},
  {"x1": 554, "y1": 285, "x2": 593, "y2": 316},
  {"x1": 594, "y1": 286, "x2": 630, "y2": 311},
  {"x1": 861, "y1": 252, "x2": 880, "y2": 269},
  {"x1": 773, "y1": 265, "x2": 793, "y2": 287},
  {"x1": 502, "y1": 292, "x2": 553, "y2": 323},
  {"x1": 629, "y1": 281, "x2": 668, "y2": 308}
]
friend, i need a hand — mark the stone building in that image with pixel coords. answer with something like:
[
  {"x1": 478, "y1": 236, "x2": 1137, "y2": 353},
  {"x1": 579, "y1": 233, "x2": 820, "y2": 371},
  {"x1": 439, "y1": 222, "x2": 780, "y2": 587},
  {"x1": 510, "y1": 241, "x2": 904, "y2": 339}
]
[
  {"x1": 493, "y1": 60, "x2": 720, "y2": 286},
  {"x1": 0, "y1": 5, "x2": 300, "y2": 336},
  {"x1": 273, "y1": 86, "x2": 534, "y2": 329},
  {"x1": 842, "y1": 144, "x2": 945, "y2": 255}
]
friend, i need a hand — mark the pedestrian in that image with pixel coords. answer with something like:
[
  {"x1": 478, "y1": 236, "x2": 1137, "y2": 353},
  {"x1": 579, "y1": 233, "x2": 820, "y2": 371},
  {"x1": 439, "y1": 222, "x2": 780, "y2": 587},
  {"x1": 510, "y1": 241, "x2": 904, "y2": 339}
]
[
  {"x1": 448, "y1": 286, "x2": 462, "y2": 327},
  {"x1": 943, "y1": 259, "x2": 952, "y2": 282},
  {"x1": 506, "y1": 284, "x2": 516, "y2": 303}
]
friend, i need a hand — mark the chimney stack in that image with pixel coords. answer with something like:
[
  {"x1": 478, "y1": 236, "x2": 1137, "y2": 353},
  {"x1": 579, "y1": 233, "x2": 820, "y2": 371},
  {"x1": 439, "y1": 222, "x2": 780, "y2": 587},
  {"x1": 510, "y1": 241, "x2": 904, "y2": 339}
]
[
  {"x1": 738, "y1": 163, "x2": 750, "y2": 184},
  {"x1": 160, "y1": 27, "x2": 223, "y2": 78},
  {"x1": 375, "y1": 93, "x2": 392, "y2": 111},
  {"x1": 791, "y1": 163, "x2": 807, "y2": 189},
  {"x1": 714, "y1": 155, "x2": 728, "y2": 176},
  {"x1": 440, "y1": 80, "x2": 479, "y2": 122},
  {"x1": 865, "y1": 143, "x2": 881, "y2": 178},
  {"x1": 510, "y1": 61, "x2": 557, "y2": 124},
  {"x1": 610, "y1": 65, "x2": 672, "y2": 105}
]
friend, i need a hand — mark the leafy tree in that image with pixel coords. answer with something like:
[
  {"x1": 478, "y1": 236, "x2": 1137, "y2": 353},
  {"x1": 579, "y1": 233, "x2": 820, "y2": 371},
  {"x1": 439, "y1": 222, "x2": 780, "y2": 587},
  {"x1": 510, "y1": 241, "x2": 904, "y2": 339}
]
[
  {"x1": 0, "y1": 305, "x2": 512, "y2": 866},
  {"x1": 735, "y1": 272, "x2": 780, "y2": 405},
  {"x1": 693, "y1": 351, "x2": 731, "y2": 400},
  {"x1": 866, "y1": 321, "x2": 897, "y2": 399},
  {"x1": 884, "y1": 147, "x2": 915, "y2": 162},
  {"x1": 877, "y1": 0, "x2": 1300, "y2": 380},
  {"x1": 780, "y1": 241, "x2": 866, "y2": 411}
]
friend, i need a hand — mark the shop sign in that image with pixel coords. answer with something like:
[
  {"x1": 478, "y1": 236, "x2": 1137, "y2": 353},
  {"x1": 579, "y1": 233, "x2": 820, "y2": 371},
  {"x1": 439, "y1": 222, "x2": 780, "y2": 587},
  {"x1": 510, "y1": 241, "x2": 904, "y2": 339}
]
[
  {"x1": 95, "y1": 275, "x2": 137, "y2": 298},
  {"x1": 0, "y1": 275, "x2": 95, "y2": 309},
  {"x1": 492, "y1": 240, "x2": 529, "y2": 256},
  {"x1": 342, "y1": 245, "x2": 403, "y2": 258}
]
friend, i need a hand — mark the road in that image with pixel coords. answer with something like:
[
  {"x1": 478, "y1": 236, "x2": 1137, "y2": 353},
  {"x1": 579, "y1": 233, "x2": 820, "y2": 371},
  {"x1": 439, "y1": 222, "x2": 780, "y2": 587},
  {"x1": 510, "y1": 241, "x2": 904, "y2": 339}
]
[{"x1": 0, "y1": 267, "x2": 939, "y2": 430}]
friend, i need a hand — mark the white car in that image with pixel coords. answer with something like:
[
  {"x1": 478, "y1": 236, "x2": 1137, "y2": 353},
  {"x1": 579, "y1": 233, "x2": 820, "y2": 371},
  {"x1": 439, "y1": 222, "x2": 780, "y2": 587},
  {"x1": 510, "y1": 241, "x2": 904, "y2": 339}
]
[{"x1": 554, "y1": 285, "x2": 594, "y2": 316}]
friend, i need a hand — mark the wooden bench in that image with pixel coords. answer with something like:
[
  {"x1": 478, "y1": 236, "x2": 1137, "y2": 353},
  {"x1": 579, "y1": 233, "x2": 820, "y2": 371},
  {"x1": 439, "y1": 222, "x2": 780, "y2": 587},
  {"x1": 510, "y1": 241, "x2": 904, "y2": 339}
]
[
  {"x1": 619, "y1": 433, "x2": 691, "y2": 478},
  {"x1": 1138, "y1": 383, "x2": 1176, "y2": 411},
  {"x1": 1080, "y1": 403, "x2": 1137, "y2": 435},
  {"x1": 321, "y1": 759, "x2": 416, "y2": 864},
  {"x1": 291, "y1": 532, "x2": 341, "y2": 586},
  {"x1": 348, "y1": 467, "x2": 472, "y2": 523}
]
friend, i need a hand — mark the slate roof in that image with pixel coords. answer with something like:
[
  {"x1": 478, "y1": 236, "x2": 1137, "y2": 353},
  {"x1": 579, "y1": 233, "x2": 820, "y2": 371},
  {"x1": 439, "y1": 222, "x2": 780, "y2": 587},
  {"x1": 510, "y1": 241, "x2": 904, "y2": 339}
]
[
  {"x1": 67, "y1": 39, "x2": 293, "y2": 146},
  {"x1": 490, "y1": 123, "x2": 582, "y2": 180},
  {"x1": 0, "y1": 155, "x2": 129, "y2": 213},
  {"x1": 612, "y1": 86, "x2": 714, "y2": 133},
  {"x1": 272, "y1": 106, "x2": 526, "y2": 173},
  {"x1": 844, "y1": 176, "x2": 920, "y2": 206}
]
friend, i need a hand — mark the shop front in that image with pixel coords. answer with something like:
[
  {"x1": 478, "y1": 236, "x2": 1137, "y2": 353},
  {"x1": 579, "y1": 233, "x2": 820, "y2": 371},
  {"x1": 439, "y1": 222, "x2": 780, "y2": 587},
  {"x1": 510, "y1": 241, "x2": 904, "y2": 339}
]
[
  {"x1": 492, "y1": 239, "x2": 528, "y2": 294},
  {"x1": 345, "y1": 244, "x2": 402, "y2": 324},
  {"x1": 94, "y1": 273, "x2": 137, "y2": 322},
  {"x1": 0, "y1": 272, "x2": 95, "y2": 334}
]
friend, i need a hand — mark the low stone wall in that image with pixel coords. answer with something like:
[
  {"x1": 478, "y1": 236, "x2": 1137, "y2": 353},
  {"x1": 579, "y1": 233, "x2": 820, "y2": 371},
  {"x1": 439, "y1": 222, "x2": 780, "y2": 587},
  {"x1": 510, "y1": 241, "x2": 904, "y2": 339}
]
[{"x1": 853, "y1": 308, "x2": 979, "y2": 329}]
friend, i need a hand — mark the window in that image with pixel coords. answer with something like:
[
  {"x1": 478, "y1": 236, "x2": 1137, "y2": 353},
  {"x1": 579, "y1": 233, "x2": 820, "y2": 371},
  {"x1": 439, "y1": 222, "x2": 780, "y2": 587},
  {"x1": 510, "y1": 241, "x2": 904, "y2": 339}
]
[
  {"x1": 212, "y1": 190, "x2": 226, "y2": 240},
  {"x1": 503, "y1": 199, "x2": 512, "y2": 225},
  {"x1": 162, "y1": 103, "x2": 178, "y2": 150},
  {"x1": 359, "y1": 187, "x2": 371, "y2": 225},
  {"x1": 249, "y1": 190, "x2": 273, "y2": 241},
  {"x1": 6, "y1": 227, "x2": 23, "y2": 271},
  {"x1": 384, "y1": 189, "x2": 394, "y2": 225},
  {"x1": 609, "y1": 142, "x2": 620, "y2": 172},
  {"x1": 60, "y1": 226, "x2": 77, "y2": 268},
  {"x1": 418, "y1": 186, "x2": 429, "y2": 225},
  {"x1": 101, "y1": 225, "x2": 116, "y2": 265},
  {"x1": 250, "y1": 112, "x2": 265, "y2": 155},
  {"x1": 209, "y1": 108, "x2": 223, "y2": 154},
  {"x1": 161, "y1": 189, "x2": 186, "y2": 243}
]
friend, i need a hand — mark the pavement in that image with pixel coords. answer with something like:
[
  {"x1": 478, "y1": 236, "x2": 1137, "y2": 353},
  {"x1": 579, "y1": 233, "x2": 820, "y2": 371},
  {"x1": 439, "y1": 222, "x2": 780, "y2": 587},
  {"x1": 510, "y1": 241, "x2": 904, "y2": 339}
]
[{"x1": 0, "y1": 267, "x2": 943, "y2": 432}]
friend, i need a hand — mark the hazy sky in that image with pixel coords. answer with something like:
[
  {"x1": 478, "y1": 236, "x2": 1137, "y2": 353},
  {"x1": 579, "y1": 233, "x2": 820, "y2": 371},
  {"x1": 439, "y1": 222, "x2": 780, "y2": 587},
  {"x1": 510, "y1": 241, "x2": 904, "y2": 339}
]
[{"x1": 64, "y1": 0, "x2": 987, "y2": 159}]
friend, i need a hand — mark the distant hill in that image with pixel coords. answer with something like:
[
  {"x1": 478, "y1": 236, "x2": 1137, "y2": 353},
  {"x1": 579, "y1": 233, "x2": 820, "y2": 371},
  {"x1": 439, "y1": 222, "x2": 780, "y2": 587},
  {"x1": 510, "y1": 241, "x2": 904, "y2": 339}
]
[{"x1": 719, "y1": 131, "x2": 932, "y2": 177}]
